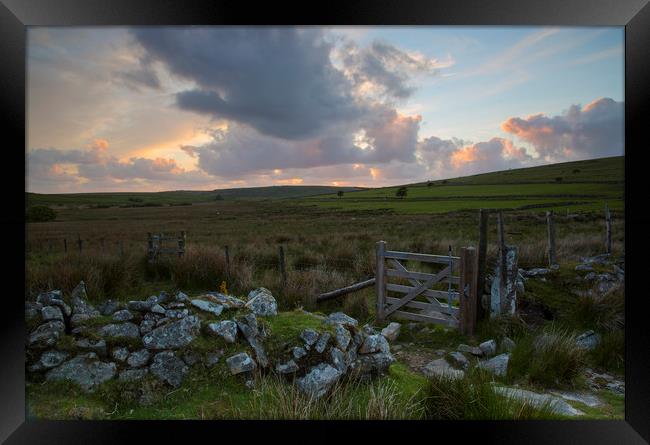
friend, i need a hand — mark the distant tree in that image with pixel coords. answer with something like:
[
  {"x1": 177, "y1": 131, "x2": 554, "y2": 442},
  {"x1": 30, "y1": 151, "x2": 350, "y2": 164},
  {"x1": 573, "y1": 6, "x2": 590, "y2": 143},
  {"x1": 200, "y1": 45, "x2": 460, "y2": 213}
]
[
  {"x1": 441, "y1": 179, "x2": 448, "y2": 184},
  {"x1": 214, "y1": 194, "x2": 224, "y2": 201},
  {"x1": 427, "y1": 181, "x2": 433, "y2": 187},
  {"x1": 337, "y1": 190, "x2": 344, "y2": 199},
  {"x1": 396, "y1": 186, "x2": 408, "y2": 199},
  {"x1": 555, "y1": 177, "x2": 563, "y2": 182},
  {"x1": 27, "y1": 206, "x2": 56, "y2": 222}
]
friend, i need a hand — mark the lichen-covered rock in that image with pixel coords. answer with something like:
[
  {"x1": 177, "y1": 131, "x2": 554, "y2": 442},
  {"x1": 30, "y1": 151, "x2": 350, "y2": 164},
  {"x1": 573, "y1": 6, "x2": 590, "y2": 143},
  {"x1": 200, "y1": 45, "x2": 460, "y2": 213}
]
[
  {"x1": 329, "y1": 347, "x2": 347, "y2": 373},
  {"x1": 46, "y1": 354, "x2": 116, "y2": 392},
  {"x1": 245, "y1": 288, "x2": 277, "y2": 316},
  {"x1": 380, "y1": 322, "x2": 401, "y2": 342},
  {"x1": 28, "y1": 321, "x2": 65, "y2": 348},
  {"x1": 175, "y1": 291, "x2": 190, "y2": 302},
  {"x1": 70, "y1": 281, "x2": 100, "y2": 318},
  {"x1": 127, "y1": 349, "x2": 151, "y2": 368},
  {"x1": 112, "y1": 309, "x2": 134, "y2": 322},
  {"x1": 98, "y1": 322, "x2": 141, "y2": 341},
  {"x1": 111, "y1": 347, "x2": 129, "y2": 362},
  {"x1": 226, "y1": 352, "x2": 256, "y2": 375},
  {"x1": 275, "y1": 360, "x2": 300, "y2": 374},
  {"x1": 457, "y1": 344, "x2": 483, "y2": 356},
  {"x1": 41, "y1": 306, "x2": 64, "y2": 323},
  {"x1": 575, "y1": 330, "x2": 600, "y2": 351},
  {"x1": 324, "y1": 312, "x2": 358, "y2": 328},
  {"x1": 493, "y1": 387, "x2": 584, "y2": 417},
  {"x1": 314, "y1": 332, "x2": 331, "y2": 354},
  {"x1": 362, "y1": 324, "x2": 378, "y2": 336},
  {"x1": 29, "y1": 350, "x2": 69, "y2": 372},
  {"x1": 477, "y1": 353, "x2": 510, "y2": 376},
  {"x1": 149, "y1": 351, "x2": 188, "y2": 388},
  {"x1": 142, "y1": 316, "x2": 200, "y2": 350},
  {"x1": 140, "y1": 319, "x2": 156, "y2": 336},
  {"x1": 359, "y1": 334, "x2": 390, "y2": 354},
  {"x1": 205, "y1": 350, "x2": 224, "y2": 367},
  {"x1": 119, "y1": 369, "x2": 149, "y2": 382},
  {"x1": 447, "y1": 351, "x2": 469, "y2": 370},
  {"x1": 422, "y1": 358, "x2": 464, "y2": 380},
  {"x1": 236, "y1": 315, "x2": 268, "y2": 368},
  {"x1": 191, "y1": 299, "x2": 224, "y2": 317},
  {"x1": 204, "y1": 292, "x2": 246, "y2": 309},
  {"x1": 479, "y1": 339, "x2": 497, "y2": 357},
  {"x1": 501, "y1": 337, "x2": 516, "y2": 352},
  {"x1": 97, "y1": 299, "x2": 121, "y2": 316},
  {"x1": 207, "y1": 320, "x2": 238, "y2": 343},
  {"x1": 351, "y1": 352, "x2": 395, "y2": 375},
  {"x1": 300, "y1": 329, "x2": 319, "y2": 349},
  {"x1": 127, "y1": 300, "x2": 153, "y2": 312},
  {"x1": 150, "y1": 304, "x2": 166, "y2": 315},
  {"x1": 165, "y1": 308, "x2": 189, "y2": 319},
  {"x1": 76, "y1": 338, "x2": 107, "y2": 357},
  {"x1": 297, "y1": 363, "x2": 342, "y2": 399},
  {"x1": 292, "y1": 346, "x2": 307, "y2": 360},
  {"x1": 334, "y1": 324, "x2": 351, "y2": 350},
  {"x1": 36, "y1": 290, "x2": 63, "y2": 306},
  {"x1": 25, "y1": 302, "x2": 43, "y2": 324}
]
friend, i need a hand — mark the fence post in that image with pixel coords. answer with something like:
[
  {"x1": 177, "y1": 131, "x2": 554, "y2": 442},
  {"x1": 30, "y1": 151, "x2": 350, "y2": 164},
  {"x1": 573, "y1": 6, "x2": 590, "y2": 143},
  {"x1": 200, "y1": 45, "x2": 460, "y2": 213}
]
[
  {"x1": 63, "y1": 238, "x2": 67, "y2": 253},
  {"x1": 278, "y1": 245, "x2": 287, "y2": 288},
  {"x1": 376, "y1": 241, "x2": 386, "y2": 323},
  {"x1": 120, "y1": 240, "x2": 124, "y2": 257},
  {"x1": 178, "y1": 231, "x2": 186, "y2": 258},
  {"x1": 605, "y1": 204, "x2": 612, "y2": 254},
  {"x1": 77, "y1": 234, "x2": 83, "y2": 254},
  {"x1": 459, "y1": 246, "x2": 478, "y2": 336},
  {"x1": 224, "y1": 245, "x2": 230, "y2": 279},
  {"x1": 496, "y1": 211, "x2": 507, "y2": 286},
  {"x1": 546, "y1": 210, "x2": 557, "y2": 267},
  {"x1": 147, "y1": 233, "x2": 153, "y2": 262},
  {"x1": 477, "y1": 209, "x2": 489, "y2": 320}
]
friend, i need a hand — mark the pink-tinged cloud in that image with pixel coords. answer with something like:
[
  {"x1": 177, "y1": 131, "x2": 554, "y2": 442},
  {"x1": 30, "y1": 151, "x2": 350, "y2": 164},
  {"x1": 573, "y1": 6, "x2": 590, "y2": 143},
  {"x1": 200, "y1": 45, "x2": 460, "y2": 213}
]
[{"x1": 501, "y1": 97, "x2": 623, "y2": 160}]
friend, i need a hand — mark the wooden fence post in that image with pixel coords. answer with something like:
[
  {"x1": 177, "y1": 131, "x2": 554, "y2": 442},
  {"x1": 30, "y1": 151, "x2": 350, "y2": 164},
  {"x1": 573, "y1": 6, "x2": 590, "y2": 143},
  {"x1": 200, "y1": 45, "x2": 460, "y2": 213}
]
[
  {"x1": 605, "y1": 204, "x2": 612, "y2": 254},
  {"x1": 496, "y1": 212, "x2": 507, "y2": 286},
  {"x1": 376, "y1": 241, "x2": 386, "y2": 323},
  {"x1": 63, "y1": 238, "x2": 67, "y2": 253},
  {"x1": 459, "y1": 246, "x2": 478, "y2": 336},
  {"x1": 278, "y1": 245, "x2": 287, "y2": 288},
  {"x1": 178, "y1": 231, "x2": 186, "y2": 258},
  {"x1": 477, "y1": 209, "x2": 489, "y2": 320},
  {"x1": 77, "y1": 235, "x2": 83, "y2": 254},
  {"x1": 546, "y1": 210, "x2": 557, "y2": 267},
  {"x1": 120, "y1": 240, "x2": 124, "y2": 257},
  {"x1": 224, "y1": 245, "x2": 230, "y2": 279}
]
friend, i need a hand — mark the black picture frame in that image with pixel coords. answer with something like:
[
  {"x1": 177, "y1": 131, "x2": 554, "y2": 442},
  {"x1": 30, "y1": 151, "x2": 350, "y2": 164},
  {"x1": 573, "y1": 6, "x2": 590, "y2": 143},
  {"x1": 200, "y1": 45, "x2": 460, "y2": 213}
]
[{"x1": 2, "y1": 0, "x2": 648, "y2": 443}]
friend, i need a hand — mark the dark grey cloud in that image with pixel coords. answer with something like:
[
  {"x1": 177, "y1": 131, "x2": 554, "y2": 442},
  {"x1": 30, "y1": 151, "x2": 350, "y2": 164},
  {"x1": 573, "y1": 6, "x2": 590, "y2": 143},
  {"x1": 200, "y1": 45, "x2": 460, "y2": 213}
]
[{"x1": 501, "y1": 97, "x2": 624, "y2": 160}]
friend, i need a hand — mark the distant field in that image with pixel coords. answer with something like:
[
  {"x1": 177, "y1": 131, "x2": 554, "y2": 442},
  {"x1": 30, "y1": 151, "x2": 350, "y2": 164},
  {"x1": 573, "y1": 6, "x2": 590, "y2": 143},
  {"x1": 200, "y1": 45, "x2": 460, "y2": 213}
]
[
  {"x1": 27, "y1": 185, "x2": 365, "y2": 208},
  {"x1": 300, "y1": 156, "x2": 624, "y2": 214}
]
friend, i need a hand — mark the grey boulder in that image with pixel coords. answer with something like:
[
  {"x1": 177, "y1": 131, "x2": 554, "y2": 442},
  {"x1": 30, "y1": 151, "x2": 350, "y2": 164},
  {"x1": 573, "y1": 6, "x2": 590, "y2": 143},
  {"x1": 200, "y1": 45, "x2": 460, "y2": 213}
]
[
  {"x1": 149, "y1": 351, "x2": 188, "y2": 388},
  {"x1": 447, "y1": 351, "x2": 470, "y2": 370},
  {"x1": 112, "y1": 309, "x2": 134, "y2": 322},
  {"x1": 28, "y1": 321, "x2": 65, "y2": 348},
  {"x1": 457, "y1": 344, "x2": 483, "y2": 356},
  {"x1": 477, "y1": 353, "x2": 510, "y2": 377},
  {"x1": 207, "y1": 320, "x2": 238, "y2": 343},
  {"x1": 226, "y1": 352, "x2": 257, "y2": 375},
  {"x1": 297, "y1": 363, "x2": 342, "y2": 399},
  {"x1": 324, "y1": 312, "x2": 359, "y2": 328},
  {"x1": 380, "y1": 322, "x2": 401, "y2": 342},
  {"x1": 127, "y1": 349, "x2": 151, "y2": 368},
  {"x1": 479, "y1": 339, "x2": 497, "y2": 357},
  {"x1": 359, "y1": 334, "x2": 390, "y2": 354},
  {"x1": 142, "y1": 316, "x2": 200, "y2": 350},
  {"x1": 422, "y1": 358, "x2": 464, "y2": 380},
  {"x1": 41, "y1": 306, "x2": 64, "y2": 323},
  {"x1": 29, "y1": 350, "x2": 69, "y2": 372},
  {"x1": 275, "y1": 360, "x2": 300, "y2": 374},
  {"x1": 351, "y1": 352, "x2": 395, "y2": 375},
  {"x1": 98, "y1": 322, "x2": 141, "y2": 340},
  {"x1": 191, "y1": 299, "x2": 224, "y2": 317},
  {"x1": 245, "y1": 288, "x2": 277, "y2": 316},
  {"x1": 575, "y1": 330, "x2": 600, "y2": 350},
  {"x1": 46, "y1": 354, "x2": 116, "y2": 392}
]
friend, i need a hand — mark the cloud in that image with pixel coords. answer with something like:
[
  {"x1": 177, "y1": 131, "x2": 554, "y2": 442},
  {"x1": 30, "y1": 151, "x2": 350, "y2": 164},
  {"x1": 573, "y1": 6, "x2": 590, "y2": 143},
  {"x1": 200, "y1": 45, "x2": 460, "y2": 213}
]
[{"x1": 501, "y1": 97, "x2": 623, "y2": 160}]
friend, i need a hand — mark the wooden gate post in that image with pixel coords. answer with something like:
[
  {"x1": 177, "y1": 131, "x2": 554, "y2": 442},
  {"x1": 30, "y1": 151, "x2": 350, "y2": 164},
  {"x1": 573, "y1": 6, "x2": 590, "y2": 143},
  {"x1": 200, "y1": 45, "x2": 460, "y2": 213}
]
[
  {"x1": 459, "y1": 247, "x2": 478, "y2": 336},
  {"x1": 546, "y1": 210, "x2": 557, "y2": 266},
  {"x1": 77, "y1": 234, "x2": 83, "y2": 254},
  {"x1": 376, "y1": 241, "x2": 386, "y2": 323},
  {"x1": 278, "y1": 245, "x2": 287, "y2": 288},
  {"x1": 178, "y1": 231, "x2": 186, "y2": 258},
  {"x1": 224, "y1": 245, "x2": 230, "y2": 279},
  {"x1": 477, "y1": 209, "x2": 489, "y2": 320},
  {"x1": 605, "y1": 204, "x2": 612, "y2": 254},
  {"x1": 63, "y1": 238, "x2": 67, "y2": 254}
]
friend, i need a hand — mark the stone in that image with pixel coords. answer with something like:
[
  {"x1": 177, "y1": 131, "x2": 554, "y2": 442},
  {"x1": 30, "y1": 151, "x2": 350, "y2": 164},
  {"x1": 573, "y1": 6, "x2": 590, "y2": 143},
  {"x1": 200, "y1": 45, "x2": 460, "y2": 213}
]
[
  {"x1": 351, "y1": 352, "x2": 395, "y2": 375},
  {"x1": 575, "y1": 330, "x2": 600, "y2": 351},
  {"x1": 329, "y1": 347, "x2": 347, "y2": 373},
  {"x1": 28, "y1": 321, "x2": 65, "y2": 348},
  {"x1": 477, "y1": 353, "x2": 510, "y2": 377},
  {"x1": 140, "y1": 319, "x2": 156, "y2": 335},
  {"x1": 245, "y1": 288, "x2": 277, "y2": 316},
  {"x1": 205, "y1": 292, "x2": 246, "y2": 309},
  {"x1": 334, "y1": 324, "x2": 352, "y2": 350},
  {"x1": 296, "y1": 363, "x2": 342, "y2": 399},
  {"x1": 36, "y1": 290, "x2": 63, "y2": 306},
  {"x1": 150, "y1": 304, "x2": 166, "y2": 315},
  {"x1": 521, "y1": 268, "x2": 551, "y2": 278},
  {"x1": 226, "y1": 352, "x2": 256, "y2": 375},
  {"x1": 575, "y1": 264, "x2": 594, "y2": 272},
  {"x1": 76, "y1": 338, "x2": 107, "y2": 356},
  {"x1": 25, "y1": 302, "x2": 43, "y2": 324},
  {"x1": 70, "y1": 313, "x2": 100, "y2": 328},
  {"x1": 479, "y1": 339, "x2": 497, "y2": 357},
  {"x1": 70, "y1": 282, "x2": 100, "y2": 318},
  {"x1": 447, "y1": 351, "x2": 469, "y2": 370},
  {"x1": 97, "y1": 300, "x2": 120, "y2": 316},
  {"x1": 98, "y1": 322, "x2": 141, "y2": 341},
  {"x1": 380, "y1": 322, "x2": 401, "y2": 342},
  {"x1": 119, "y1": 369, "x2": 148, "y2": 381},
  {"x1": 362, "y1": 324, "x2": 378, "y2": 336},
  {"x1": 346, "y1": 348, "x2": 358, "y2": 366},
  {"x1": 580, "y1": 254, "x2": 611, "y2": 265},
  {"x1": 491, "y1": 246, "x2": 518, "y2": 316},
  {"x1": 127, "y1": 349, "x2": 151, "y2": 368},
  {"x1": 165, "y1": 309, "x2": 189, "y2": 319},
  {"x1": 149, "y1": 351, "x2": 188, "y2": 387},
  {"x1": 493, "y1": 387, "x2": 584, "y2": 417},
  {"x1": 41, "y1": 306, "x2": 64, "y2": 322},
  {"x1": 205, "y1": 350, "x2": 224, "y2": 367},
  {"x1": 142, "y1": 316, "x2": 200, "y2": 350},
  {"x1": 112, "y1": 309, "x2": 134, "y2": 322},
  {"x1": 550, "y1": 391, "x2": 602, "y2": 408},
  {"x1": 359, "y1": 334, "x2": 390, "y2": 354},
  {"x1": 128, "y1": 300, "x2": 153, "y2": 312},
  {"x1": 29, "y1": 350, "x2": 68, "y2": 372},
  {"x1": 323, "y1": 312, "x2": 359, "y2": 328},
  {"x1": 245, "y1": 379, "x2": 256, "y2": 389},
  {"x1": 275, "y1": 360, "x2": 300, "y2": 374},
  {"x1": 314, "y1": 332, "x2": 331, "y2": 354},
  {"x1": 236, "y1": 317, "x2": 268, "y2": 368},
  {"x1": 501, "y1": 337, "x2": 516, "y2": 352},
  {"x1": 175, "y1": 291, "x2": 190, "y2": 302},
  {"x1": 46, "y1": 355, "x2": 116, "y2": 392},
  {"x1": 422, "y1": 358, "x2": 464, "y2": 380},
  {"x1": 191, "y1": 299, "x2": 224, "y2": 317},
  {"x1": 584, "y1": 272, "x2": 597, "y2": 281},
  {"x1": 183, "y1": 351, "x2": 201, "y2": 366},
  {"x1": 300, "y1": 329, "x2": 319, "y2": 349},
  {"x1": 457, "y1": 344, "x2": 483, "y2": 356},
  {"x1": 156, "y1": 291, "x2": 171, "y2": 305},
  {"x1": 207, "y1": 320, "x2": 238, "y2": 343},
  {"x1": 292, "y1": 346, "x2": 307, "y2": 360},
  {"x1": 111, "y1": 347, "x2": 129, "y2": 362}
]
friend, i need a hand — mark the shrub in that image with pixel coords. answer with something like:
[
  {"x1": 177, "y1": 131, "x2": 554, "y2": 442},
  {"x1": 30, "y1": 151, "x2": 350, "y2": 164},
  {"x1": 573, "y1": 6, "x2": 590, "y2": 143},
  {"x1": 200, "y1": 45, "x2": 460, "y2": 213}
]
[{"x1": 27, "y1": 206, "x2": 57, "y2": 222}]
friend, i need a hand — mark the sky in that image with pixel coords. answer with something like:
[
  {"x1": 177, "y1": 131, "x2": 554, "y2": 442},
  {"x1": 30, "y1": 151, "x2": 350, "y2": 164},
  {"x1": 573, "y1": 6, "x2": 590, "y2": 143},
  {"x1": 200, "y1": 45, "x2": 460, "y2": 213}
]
[{"x1": 26, "y1": 26, "x2": 625, "y2": 193}]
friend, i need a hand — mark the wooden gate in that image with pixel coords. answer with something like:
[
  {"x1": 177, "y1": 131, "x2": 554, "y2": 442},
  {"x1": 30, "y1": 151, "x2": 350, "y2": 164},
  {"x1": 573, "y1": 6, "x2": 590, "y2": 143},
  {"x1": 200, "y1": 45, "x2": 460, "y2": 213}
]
[
  {"x1": 376, "y1": 241, "x2": 478, "y2": 335},
  {"x1": 147, "y1": 231, "x2": 186, "y2": 263}
]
